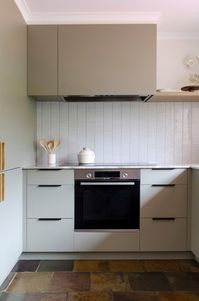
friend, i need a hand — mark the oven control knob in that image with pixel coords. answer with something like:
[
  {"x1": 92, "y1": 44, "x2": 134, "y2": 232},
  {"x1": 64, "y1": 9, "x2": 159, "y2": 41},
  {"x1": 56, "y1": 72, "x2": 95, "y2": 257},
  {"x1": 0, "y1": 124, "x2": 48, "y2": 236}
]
[
  {"x1": 86, "y1": 172, "x2": 92, "y2": 179},
  {"x1": 122, "y1": 172, "x2": 128, "y2": 178}
]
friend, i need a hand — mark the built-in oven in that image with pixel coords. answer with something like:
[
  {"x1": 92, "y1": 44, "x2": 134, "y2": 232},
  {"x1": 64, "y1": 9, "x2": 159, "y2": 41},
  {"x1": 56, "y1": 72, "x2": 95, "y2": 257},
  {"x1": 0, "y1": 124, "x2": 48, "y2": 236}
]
[{"x1": 75, "y1": 169, "x2": 140, "y2": 230}]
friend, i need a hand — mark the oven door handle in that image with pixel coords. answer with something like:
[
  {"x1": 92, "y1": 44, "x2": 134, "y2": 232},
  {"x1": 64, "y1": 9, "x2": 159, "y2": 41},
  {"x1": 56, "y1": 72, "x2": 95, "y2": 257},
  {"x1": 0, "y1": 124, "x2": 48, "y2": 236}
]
[{"x1": 80, "y1": 182, "x2": 135, "y2": 186}]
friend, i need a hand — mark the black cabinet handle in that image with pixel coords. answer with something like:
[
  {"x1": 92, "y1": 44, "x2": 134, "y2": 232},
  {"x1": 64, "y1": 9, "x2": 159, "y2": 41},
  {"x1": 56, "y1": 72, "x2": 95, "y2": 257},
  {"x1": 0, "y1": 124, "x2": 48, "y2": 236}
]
[
  {"x1": 151, "y1": 184, "x2": 175, "y2": 187},
  {"x1": 37, "y1": 185, "x2": 62, "y2": 187},
  {"x1": 37, "y1": 169, "x2": 62, "y2": 171},
  {"x1": 37, "y1": 218, "x2": 61, "y2": 221},
  {"x1": 152, "y1": 168, "x2": 175, "y2": 170},
  {"x1": 152, "y1": 217, "x2": 175, "y2": 221}
]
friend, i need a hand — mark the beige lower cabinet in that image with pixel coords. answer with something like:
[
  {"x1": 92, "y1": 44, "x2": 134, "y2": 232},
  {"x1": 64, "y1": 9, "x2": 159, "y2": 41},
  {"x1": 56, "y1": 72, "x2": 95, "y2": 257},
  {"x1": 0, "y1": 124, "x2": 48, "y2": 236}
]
[
  {"x1": 74, "y1": 231, "x2": 139, "y2": 252},
  {"x1": 140, "y1": 168, "x2": 188, "y2": 252},
  {"x1": 27, "y1": 218, "x2": 74, "y2": 252},
  {"x1": 140, "y1": 218, "x2": 187, "y2": 251},
  {"x1": 24, "y1": 169, "x2": 74, "y2": 252},
  {"x1": 191, "y1": 169, "x2": 199, "y2": 259}
]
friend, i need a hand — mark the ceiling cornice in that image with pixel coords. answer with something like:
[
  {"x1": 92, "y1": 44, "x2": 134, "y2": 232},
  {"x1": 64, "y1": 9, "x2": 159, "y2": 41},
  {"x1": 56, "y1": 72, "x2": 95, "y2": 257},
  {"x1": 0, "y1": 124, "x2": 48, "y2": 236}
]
[
  {"x1": 158, "y1": 32, "x2": 199, "y2": 40},
  {"x1": 13, "y1": 6, "x2": 162, "y2": 25},
  {"x1": 14, "y1": 0, "x2": 31, "y2": 23}
]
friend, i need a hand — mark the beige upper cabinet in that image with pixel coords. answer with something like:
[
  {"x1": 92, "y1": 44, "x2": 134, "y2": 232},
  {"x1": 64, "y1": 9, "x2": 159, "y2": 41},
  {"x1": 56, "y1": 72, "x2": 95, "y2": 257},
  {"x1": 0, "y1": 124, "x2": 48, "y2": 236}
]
[
  {"x1": 27, "y1": 25, "x2": 156, "y2": 97},
  {"x1": 58, "y1": 25, "x2": 156, "y2": 96},
  {"x1": 28, "y1": 25, "x2": 58, "y2": 96}
]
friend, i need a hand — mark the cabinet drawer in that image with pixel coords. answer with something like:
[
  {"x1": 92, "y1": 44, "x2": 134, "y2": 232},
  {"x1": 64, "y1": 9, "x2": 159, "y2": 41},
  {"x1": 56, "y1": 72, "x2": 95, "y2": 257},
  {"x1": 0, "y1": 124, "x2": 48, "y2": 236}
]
[
  {"x1": 26, "y1": 218, "x2": 74, "y2": 251},
  {"x1": 27, "y1": 169, "x2": 74, "y2": 185},
  {"x1": 74, "y1": 231, "x2": 139, "y2": 252},
  {"x1": 141, "y1": 185, "x2": 187, "y2": 217},
  {"x1": 141, "y1": 169, "x2": 187, "y2": 185},
  {"x1": 27, "y1": 185, "x2": 74, "y2": 218},
  {"x1": 140, "y1": 218, "x2": 187, "y2": 251}
]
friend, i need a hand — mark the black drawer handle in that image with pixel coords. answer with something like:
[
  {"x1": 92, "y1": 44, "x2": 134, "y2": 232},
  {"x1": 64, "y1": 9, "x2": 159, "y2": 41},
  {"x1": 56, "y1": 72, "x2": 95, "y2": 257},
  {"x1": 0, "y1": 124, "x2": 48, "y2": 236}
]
[
  {"x1": 37, "y1": 185, "x2": 62, "y2": 187},
  {"x1": 152, "y1": 168, "x2": 175, "y2": 170},
  {"x1": 151, "y1": 184, "x2": 175, "y2": 187},
  {"x1": 152, "y1": 217, "x2": 175, "y2": 221},
  {"x1": 37, "y1": 169, "x2": 62, "y2": 171},
  {"x1": 37, "y1": 218, "x2": 61, "y2": 221}
]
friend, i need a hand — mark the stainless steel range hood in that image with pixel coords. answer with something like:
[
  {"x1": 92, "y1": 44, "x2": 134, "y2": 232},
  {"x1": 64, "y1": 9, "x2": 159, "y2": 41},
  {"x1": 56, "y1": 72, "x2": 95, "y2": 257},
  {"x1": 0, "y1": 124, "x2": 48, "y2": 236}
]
[{"x1": 62, "y1": 95, "x2": 153, "y2": 102}]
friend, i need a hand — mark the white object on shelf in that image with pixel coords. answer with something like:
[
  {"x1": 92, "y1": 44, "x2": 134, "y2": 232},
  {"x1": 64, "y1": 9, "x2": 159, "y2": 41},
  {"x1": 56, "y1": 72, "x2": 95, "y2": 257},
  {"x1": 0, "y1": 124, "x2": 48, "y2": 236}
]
[
  {"x1": 78, "y1": 147, "x2": 95, "y2": 164},
  {"x1": 48, "y1": 153, "x2": 56, "y2": 165}
]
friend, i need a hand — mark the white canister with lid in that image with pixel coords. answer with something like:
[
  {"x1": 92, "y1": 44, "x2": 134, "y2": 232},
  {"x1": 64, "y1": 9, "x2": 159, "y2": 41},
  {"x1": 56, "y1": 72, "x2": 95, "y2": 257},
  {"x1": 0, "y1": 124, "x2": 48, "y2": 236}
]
[{"x1": 78, "y1": 147, "x2": 95, "y2": 164}]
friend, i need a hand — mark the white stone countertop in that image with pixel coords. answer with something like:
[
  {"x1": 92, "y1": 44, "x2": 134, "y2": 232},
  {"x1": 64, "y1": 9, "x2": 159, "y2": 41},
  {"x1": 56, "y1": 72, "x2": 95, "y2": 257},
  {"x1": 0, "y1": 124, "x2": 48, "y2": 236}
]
[
  {"x1": 23, "y1": 164, "x2": 191, "y2": 170},
  {"x1": 190, "y1": 165, "x2": 199, "y2": 169}
]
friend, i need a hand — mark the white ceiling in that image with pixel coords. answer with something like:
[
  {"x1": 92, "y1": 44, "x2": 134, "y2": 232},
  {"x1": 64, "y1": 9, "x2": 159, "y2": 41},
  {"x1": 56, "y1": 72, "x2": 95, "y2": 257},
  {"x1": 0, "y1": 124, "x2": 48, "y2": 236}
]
[{"x1": 15, "y1": 0, "x2": 199, "y2": 36}]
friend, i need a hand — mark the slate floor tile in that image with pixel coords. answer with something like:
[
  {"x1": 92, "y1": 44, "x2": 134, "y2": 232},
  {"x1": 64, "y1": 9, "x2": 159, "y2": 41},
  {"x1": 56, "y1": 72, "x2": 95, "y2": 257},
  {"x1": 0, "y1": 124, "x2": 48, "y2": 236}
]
[
  {"x1": 143, "y1": 260, "x2": 181, "y2": 272},
  {"x1": 37, "y1": 261, "x2": 74, "y2": 272},
  {"x1": 165, "y1": 272, "x2": 199, "y2": 291},
  {"x1": 49, "y1": 272, "x2": 90, "y2": 292},
  {"x1": 179, "y1": 260, "x2": 199, "y2": 273},
  {"x1": 0, "y1": 273, "x2": 15, "y2": 291},
  {"x1": 68, "y1": 291, "x2": 112, "y2": 301},
  {"x1": 0, "y1": 292, "x2": 26, "y2": 301},
  {"x1": 6, "y1": 273, "x2": 52, "y2": 293},
  {"x1": 73, "y1": 261, "x2": 110, "y2": 272},
  {"x1": 158, "y1": 292, "x2": 199, "y2": 301},
  {"x1": 0, "y1": 292, "x2": 67, "y2": 301},
  {"x1": 113, "y1": 291, "x2": 159, "y2": 301},
  {"x1": 128, "y1": 273, "x2": 172, "y2": 291},
  {"x1": 109, "y1": 260, "x2": 146, "y2": 272},
  {"x1": 11, "y1": 261, "x2": 40, "y2": 272},
  {"x1": 90, "y1": 273, "x2": 129, "y2": 292}
]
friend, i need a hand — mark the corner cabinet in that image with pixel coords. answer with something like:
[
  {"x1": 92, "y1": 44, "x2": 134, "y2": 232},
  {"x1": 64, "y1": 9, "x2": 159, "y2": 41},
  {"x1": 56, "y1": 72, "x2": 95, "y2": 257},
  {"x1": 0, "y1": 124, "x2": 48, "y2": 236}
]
[
  {"x1": 27, "y1": 26, "x2": 58, "y2": 96},
  {"x1": 191, "y1": 169, "x2": 199, "y2": 260},
  {"x1": 27, "y1": 24, "x2": 156, "y2": 98},
  {"x1": 140, "y1": 168, "x2": 188, "y2": 251},
  {"x1": 23, "y1": 169, "x2": 74, "y2": 252}
]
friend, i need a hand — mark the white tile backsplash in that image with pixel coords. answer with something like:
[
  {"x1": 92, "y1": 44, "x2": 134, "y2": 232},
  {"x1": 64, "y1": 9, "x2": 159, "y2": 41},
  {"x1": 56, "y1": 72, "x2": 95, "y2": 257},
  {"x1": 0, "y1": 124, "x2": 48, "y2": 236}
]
[{"x1": 37, "y1": 101, "x2": 199, "y2": 165}]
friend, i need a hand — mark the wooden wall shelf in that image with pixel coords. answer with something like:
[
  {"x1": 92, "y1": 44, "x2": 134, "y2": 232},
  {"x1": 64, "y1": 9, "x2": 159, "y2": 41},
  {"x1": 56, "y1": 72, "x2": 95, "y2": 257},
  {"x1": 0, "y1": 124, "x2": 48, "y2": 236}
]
[{"x1": 151, "y1": 92, "x2": 199, "y2": 102}]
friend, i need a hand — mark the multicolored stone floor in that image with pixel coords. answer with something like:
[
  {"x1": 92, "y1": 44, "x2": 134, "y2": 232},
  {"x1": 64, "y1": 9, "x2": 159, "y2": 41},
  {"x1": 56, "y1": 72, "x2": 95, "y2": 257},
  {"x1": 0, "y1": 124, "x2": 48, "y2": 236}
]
[{"x1": 0, "y1": 259, "x2": 199, "y2": 300}]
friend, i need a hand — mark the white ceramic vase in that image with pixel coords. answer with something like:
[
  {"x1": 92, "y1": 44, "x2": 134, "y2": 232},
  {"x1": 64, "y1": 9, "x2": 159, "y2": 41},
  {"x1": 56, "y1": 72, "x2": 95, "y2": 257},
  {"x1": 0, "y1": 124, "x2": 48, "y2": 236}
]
[{"x1": 48, "y1": 153, "x2": 56, "y2": 165}]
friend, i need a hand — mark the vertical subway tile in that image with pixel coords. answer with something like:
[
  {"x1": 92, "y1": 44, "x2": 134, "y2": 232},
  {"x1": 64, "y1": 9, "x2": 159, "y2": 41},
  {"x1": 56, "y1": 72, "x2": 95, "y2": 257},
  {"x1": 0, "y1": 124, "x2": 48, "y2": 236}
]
[
  {"x1": 38, "y1": 101, "x2": 198, "y2": 165},
  {"x1": 95, "y1": 102, "x2": 104, "y2": 163},
  {"x1": 86, "y1": 102, "x2": 96, "y2": 153},
  {"x1": 173, "y1": 102, "x2": 183, "y2": 164},
  {"x1": 147, "y1": 103, "x2": 157, "y2": 164},
  {"x1": 165, "y1": 102, "x2": 175, "y2": 164},
  {"x1": 130, "y1": 102, "x2": 140, "y2": 163},
  {"x1": 103, "y1": 102, "x2": 113, "y2": 163},
  {"x1": 156, "y1": 103, "x2": 166, "y2": 164},
  {"x1": 68, "y1": 103, "x2": 78, "y2": 163},
  {"x1": 182, "y1": 102, "x2": 192, "y2": 164},
  {"x1": 112, "y1": 102, "x2": 122, "y2": 163},
  {"x1": 59, "y1": 102, "x2": 69, "y2": 164},
  {"x1": 77, "y1": 102, "x2": 87, "y2": 153},
  {"x1": 138, "y1": 102, "x2": 148, "y2": 163},
  {"x1": 36, "y1": 102, "x2": 42, "y2": 165},
  {"x1": 121, "y1": 102, "x2": 131, "y2": 163},
  {"x1": 191, "y1": 102, "x2": 199, "y2": 163}
]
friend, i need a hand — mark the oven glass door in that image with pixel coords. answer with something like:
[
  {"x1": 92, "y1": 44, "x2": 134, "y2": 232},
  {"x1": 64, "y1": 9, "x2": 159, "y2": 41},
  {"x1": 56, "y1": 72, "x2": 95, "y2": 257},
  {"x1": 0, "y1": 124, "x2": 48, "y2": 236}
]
[{"x1": 75, "y1": 180, "x2": 140, "y2": 230}]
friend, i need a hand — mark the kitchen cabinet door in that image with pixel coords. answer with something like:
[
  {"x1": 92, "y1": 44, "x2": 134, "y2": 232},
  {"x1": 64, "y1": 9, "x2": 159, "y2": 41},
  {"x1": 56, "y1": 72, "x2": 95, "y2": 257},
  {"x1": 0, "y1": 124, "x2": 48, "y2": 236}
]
[
  {"x1": 58, "y1": 25, "x2": 156, "y2": 96},
  {"x1": 27, "y1": 218, "x2": 74, "y2": 252},
  {"x1": 28, "y1": 25, "x2": 58, "y2": 96},
  {"x1": 140, "y1": 218, "x2": 187, "y2": 251},
  {"x1": 0, "y1": 169, "x2": 22, "y2": 285},
  {"x1": 191, "y1": 169, "x2": 199, "y2": 259}
]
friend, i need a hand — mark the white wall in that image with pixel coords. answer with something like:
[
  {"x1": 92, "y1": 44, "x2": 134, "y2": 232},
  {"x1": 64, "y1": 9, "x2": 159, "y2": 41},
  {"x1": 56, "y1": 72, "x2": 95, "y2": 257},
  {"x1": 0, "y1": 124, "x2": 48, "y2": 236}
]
[
  {"x1": 157, "y1": 38, "x2": 199, "y2": 90},
  {"x1": 0, "y1": 0, "x2": 36, "y2": 286}
]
